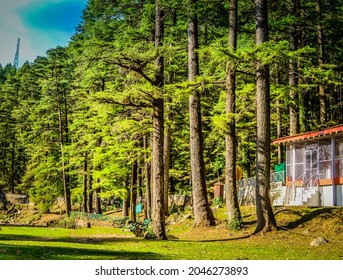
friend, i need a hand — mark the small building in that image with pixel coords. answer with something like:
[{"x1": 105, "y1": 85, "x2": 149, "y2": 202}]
[{"x1": 273, "y1": 125, "x2": 343, "y2": 206}]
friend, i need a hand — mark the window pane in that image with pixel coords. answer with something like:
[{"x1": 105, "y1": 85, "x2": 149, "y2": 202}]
[
  {"x1": 287, "y1": 164, "x2": 293, "y2": 181},
  {"x1": 335, "y1": 139, "x2": 343, "y2": 159},
  {"x1": 335, "y1": 159, "x2": 343, "y2": 178},
  {"x1": 319, "y1": 161, "x2": 332, "y2": 179},
  {"x1": 319, "y1": 139, "x2": 331, "y2": 161},
  {"x1": 294, "y1": 163, "x2": 303, "y2": 179},
  {"x1": 286, "y1": 145, "x2": 293, "y2": 164},
  {"x1": 295, "y1": 145, "x2": 304, "y2": 163}
]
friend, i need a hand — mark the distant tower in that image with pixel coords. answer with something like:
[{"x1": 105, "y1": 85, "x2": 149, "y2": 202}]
[{"x1": 13, "y1": 38, "x2": 20, "y2": 69}]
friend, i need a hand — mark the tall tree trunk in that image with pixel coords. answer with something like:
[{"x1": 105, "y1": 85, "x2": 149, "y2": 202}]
[
  {"x1": 95, "y1": 185, "x2": 102, "y2": 214},
  {"x1": 289, "y1": 0, "x2": 299, "y2": 135},
  {"x1": 298, "y1": 3, "x2": 307, "y2": 133},
  {"x1": 151, "y1": 0, "x2": 167, "y2": 239},
  {"x1": 10, "y1": 133, "x2": 15, "y2": 194},
  {"x1": 82, "y1": 152, "x2": 88, "y2": 212},
  {"x1": 57, "y1": 90, "x2": 71, "y2": 215},
  {"x1": 225, "y1": 0, "x2": 241, "y2": 226},
  {"x1": 316, "y1": 0, "x2": 326, "y2": 125},
  {"x1": 163, "y1": 103, "x2": 171, "y2": 215},
  {"x1": 123, "y1": 199, "x2": 129, "y2": 218},
  {"x1": 275, "y1": 64, "x2": 284, "y2": 164},
  {"x1": 143, "y1": 135, "x2": 152, "y2": 220},
  {"x1": 130, "y1": 160, "x2": 138, "y2": 222},
  {"x1": 188, "y1": 0, "x2": 215, "y2": 227},
  {"x1": 255, "y1": 0, "x2": 277, "y2": 234},
  {"x1": 87, "y1": 170, "x2": 93, "y2": 213}
]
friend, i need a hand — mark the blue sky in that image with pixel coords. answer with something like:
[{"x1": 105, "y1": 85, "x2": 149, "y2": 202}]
[{"x1": 0, "y1": 0, "x2": 87, "y2": 67}]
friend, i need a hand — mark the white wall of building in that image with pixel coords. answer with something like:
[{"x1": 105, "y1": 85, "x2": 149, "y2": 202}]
[
  {"x1": 337, "y1": 185, "x2": 343, "y2": 206},
  {"x1": 322, "y1": 186, "x2": 334, "y2": 206}
]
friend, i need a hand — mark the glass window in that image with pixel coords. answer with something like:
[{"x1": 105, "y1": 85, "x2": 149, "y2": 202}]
[
  {"x1": 319, "y1": 161, "x2": 332, "y2": 179},
  {"x1": 319, "y1": 139, "x2": 331, "y2": 161},
  {"x1": 294, "y1": 164, "x2": 304, "y2": 180},
  {"x1": 335, "y1": 159, "x2": 343, "y2": 178},
  {"x1": 287, "y1": 164, "x2": 293, "y2": 181},
  {"x1": 295, "y1": 144, "x2": 304, "y2": 163},
  {"x1": 286, "y1": 145, "x2": 293, "y2": 164},
  {"x1": 335, "y1": 138, "x2": 343, "y2": 159},
  {"x1": 286, "y1": 145, "x2": 293, "y2": 182},
  {"x1": 319, "y1": 139, "x2": 332, "y2": 179}
]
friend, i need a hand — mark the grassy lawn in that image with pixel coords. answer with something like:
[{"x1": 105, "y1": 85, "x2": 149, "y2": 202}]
[{"x1": 0, "y1": 206, "x2": 343, "y2": 260}]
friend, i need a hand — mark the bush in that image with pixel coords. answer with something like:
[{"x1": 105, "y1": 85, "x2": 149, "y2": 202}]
[
  {"x1": 213, "y1": 197, "x2": 224, "y2": 207},
  {"x1": 168, "y1": 204, "x2": 180, "y2": 215},
  {"x1": 227, "y1": 210, "x2": 242, "y2": 230}
]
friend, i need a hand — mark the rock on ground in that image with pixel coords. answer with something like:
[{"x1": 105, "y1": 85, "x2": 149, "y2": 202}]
[{"x1": 310, "y1": 236, "x2": 328, "y2": 247}]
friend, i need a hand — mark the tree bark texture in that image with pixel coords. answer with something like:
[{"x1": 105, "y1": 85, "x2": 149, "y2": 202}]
[
  {"x1": 188, "y1": 0, "x2": 215, "y2": 227},
  {"x1": 255, "y1": 0, "x2": 277, "y2": 233},
  {"x1": 57, "y1": 89, "x2": 71, "y2": 215},
  {"x1": 87, "y1": 171, "x2": 93, "y2": 213},
  {"x1": 225, "y1": 0, "x2": 241, "y2": 224},
  {"x1": 130, "y1": 160, "x2": 138, "y2": 222},
  {"x1": 151, "y1": 0, "x2": 167, "y2": 239},
  {"x1": 122, "y1": 199, "x2": 129, "y2": 217},
  {"x1": 275, "y1": 65, "x2": 284, "y2": 164},
  {"x1": 298, "y1": 2, "x2": 307, "y2": 133},
  {"x1": 82, "y1": 152, "x2": 88, "y2": 213},
  {"x1": 163, "y1": 117, "x2": 171, "y2": 214},
  {"x1": 143, "y1": 135, "x2": 152, "y2": 220},
  {"x1": 316, "y1": 0, "x2": 326, "y2": 124},
  {"x1": 289, "y1": 0, "x2": 299, "y2": 135},
  {"x1": 95, "y1": 185, "x2": 102, "y2": 214},
  {"x1": 10, "y1": 133, "x2": 15, "y2": 194}
]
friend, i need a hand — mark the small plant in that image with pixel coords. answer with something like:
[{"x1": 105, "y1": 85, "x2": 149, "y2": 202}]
[
  {"x1": 168, "y1": 204, "x2": 179, "y2": 215},
  {"x1": 57, "y1": 216, "x2": 77, "y2": 229},
  {"x1": 143, "y1": 224, "x2": 156, "y2": 239},
  {"x1": 227, "y1": 217, "x2": 242, "y2": 230},
  {"x1": 227, "y1": 210, "x2": 242, "y2": 230},
  {"x1": 213, "y1": 197, "x2": 224, "y2": 207},
  {"x1": 0, "y1": 201, "x2": 7, "y2": 210}
]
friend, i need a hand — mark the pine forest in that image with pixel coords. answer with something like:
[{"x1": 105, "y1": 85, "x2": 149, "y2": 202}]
[{"x1": 1, "y1": 0, "x2": 343, "y2": 238}]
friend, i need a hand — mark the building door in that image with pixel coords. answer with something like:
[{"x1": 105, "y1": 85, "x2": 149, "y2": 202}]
[{"x1": 305, "y1": 143, "x2": 318, "y2": 188}]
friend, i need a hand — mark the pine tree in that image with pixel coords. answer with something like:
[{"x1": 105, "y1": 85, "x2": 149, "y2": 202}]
[
  {"x1": 255, "y1": 0, "x2": 277, "y2": 233},
  {"x1": 188, "y1": 0, "x2": 215, "y2": 227},
  {"x1": 225, "y1": 0, "x2": 242, "y2": 228}
]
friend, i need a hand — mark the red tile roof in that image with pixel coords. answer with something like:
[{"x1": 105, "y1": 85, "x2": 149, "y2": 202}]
[{"x1": 273, "y1": 125, "x2": 343, "y2": 144}]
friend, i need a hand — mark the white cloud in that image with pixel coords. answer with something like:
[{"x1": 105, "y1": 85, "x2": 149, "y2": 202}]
[{"x1": 0, "y1": 0, "x2": 83, "y2": 67}]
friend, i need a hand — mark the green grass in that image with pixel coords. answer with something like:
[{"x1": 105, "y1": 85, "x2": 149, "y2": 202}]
[
  {"x1": 0, "y1": 225, "x2": 342, "y2": 260},
  {"x1": 1, "y1": 206, "x2": 342, "y2": 260}
]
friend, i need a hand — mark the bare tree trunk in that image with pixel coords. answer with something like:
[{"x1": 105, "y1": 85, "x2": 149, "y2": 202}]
[
  {"x1": 57, "y1": 90, "x2": 71, "y2": 216},
  {"x1": 123, "y1": 199, "x2": 129, "y2": 217},
  {"x1": 316, "y1": 0, "x2": 326, "y2": 125},
  {"x1": 151, "y1": 0, "x2": 167, "y2": 239},
  {"x1": 10, "y1": 133, "x2": 15, "y2": 194},
  {"x1": 188, "y1": 0, "x2": 215, "y2": 227},
  {"x1": 255, "y1": 0, "x2": 277, "y2": 234},
  {"x1": 95, "y1": 180, "x2": 101, "y2": 214},
  {"x1": 82, "y1": 152, "x2": 88, "y2": 212},
  {"x1": 130, "y1": 160, "x2": 138, "y2": 222},
  {"x1": 143, "y1": 135, "x2": 152, "y2": 220},
  {"x1": 289, "y1": 0, "x2": 299, "y2": 135},
  {"x1": 298, "y1": 0, "x2": 307, "y2": 133},
  {"x1": 275, "y1": 65, "x2": 284, "y2": 164},
  {"x1": 163, "y1": 109, "x2": 171, "y2": 214},
  {"x1": 225, "y1": 0, "x2": 241, "y2": 226},
  {"x1": 87, "y1": 171, "x2": 93, "y2": 213}
]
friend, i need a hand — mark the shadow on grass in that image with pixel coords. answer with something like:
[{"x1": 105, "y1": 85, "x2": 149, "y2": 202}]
[
  {"x1": 275, "y1": 207, "x2": 336, "y2": 229},
  {"x1": 0, "y1": 242, "x2": 163, "y2": 260},
  {"x1": 0, "y1": 233, "x2": 139, "y2": 245},
  {"x1": 193, "y1": 234, "x2": 252, "y2": 243}
]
